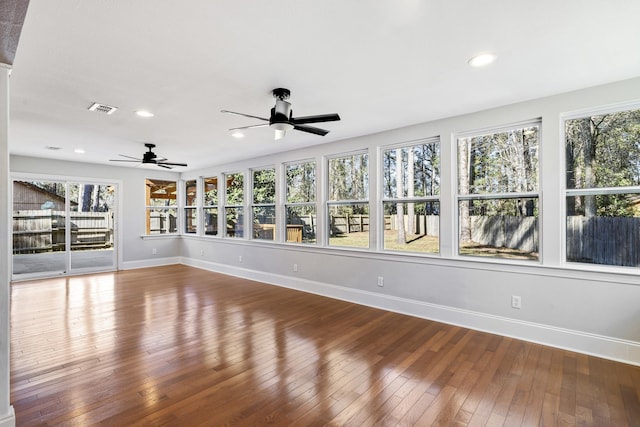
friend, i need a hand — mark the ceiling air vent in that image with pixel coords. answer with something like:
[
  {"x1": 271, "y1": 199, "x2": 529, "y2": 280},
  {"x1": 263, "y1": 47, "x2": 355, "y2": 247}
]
[{"x1": 88, "y1": 102, "x2": 118, "y2": 115}]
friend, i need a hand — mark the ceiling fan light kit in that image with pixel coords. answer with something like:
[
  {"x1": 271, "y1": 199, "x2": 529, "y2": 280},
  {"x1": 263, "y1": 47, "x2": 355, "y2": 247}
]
[{"x1": 221, "y1": 88, "x2": 340, "y2": 140}]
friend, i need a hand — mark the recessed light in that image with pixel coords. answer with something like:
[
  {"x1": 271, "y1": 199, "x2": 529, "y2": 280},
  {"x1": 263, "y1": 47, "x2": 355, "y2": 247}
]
[
  {"x1": 231, "y1": 131, "x2": 244, "y2": 139},
  {"x1": 136, "y1": 110, "x2": 155, "y2": 118},
  {"x1": 74, "y1": 148, "x2": 85, "y2": 154},
  {"x1": 468, "y1": 53, "x2": 496, "y2": 68}
]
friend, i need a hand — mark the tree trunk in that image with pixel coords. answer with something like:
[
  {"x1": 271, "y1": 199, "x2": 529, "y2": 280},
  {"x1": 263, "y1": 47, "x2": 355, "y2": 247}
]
[
  {"x1": 80, "y1": 184, "x2": 94, "y2": 212},
  {"x1": 583, "y1": 118, "x2": 596, "y2": 217},
  {"x1": 565, "y1": 123, "x2": 577, "y2": 216},
  {"x1": 395, "y1": 148, "x2": 406, "y2": 243},
  {"x1": 92, "y1": 185, "x2": 100, "y2": 212},
  {"x1": 458, "y1": 139, "x2": 471, "y2": 242},
  {"x1": 407, "y1": 148, "x2": 415, "y2": 235}
]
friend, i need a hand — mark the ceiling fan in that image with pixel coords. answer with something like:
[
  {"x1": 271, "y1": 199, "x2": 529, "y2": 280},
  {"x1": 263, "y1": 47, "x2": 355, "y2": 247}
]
[
  {"x1": 110, "y1": 143, "x2": 188, "y2": 169},
  {"x1": 221, "y1": 88, "x2": 340, "y2": 140}
]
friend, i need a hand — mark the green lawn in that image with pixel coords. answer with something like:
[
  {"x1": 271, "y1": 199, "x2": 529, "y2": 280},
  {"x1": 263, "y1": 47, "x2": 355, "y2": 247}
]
[{"x1": 330, "y1": 230, "x2": 439, "y2": 253}]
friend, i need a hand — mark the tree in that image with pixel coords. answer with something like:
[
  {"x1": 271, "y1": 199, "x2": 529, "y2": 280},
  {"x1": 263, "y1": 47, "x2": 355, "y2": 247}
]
[
  {"x1": 78, "y1": 184, "x2": 93, "y2": 212},
  {"x1": 458, "y1": 138, "x2": 471, "y2": 242},
  {"x1": 395, "y1": 148, "x2": 406, "y2": 243},
  {"x1": 407, "y1": 147, "x2": 415, "y2": 235},
  {"x1": 565, "y1": 109, "x2": 640, "y2": 217},
  {"x1": 253, "y1": 168, "x2": 275, "y2": 204}
]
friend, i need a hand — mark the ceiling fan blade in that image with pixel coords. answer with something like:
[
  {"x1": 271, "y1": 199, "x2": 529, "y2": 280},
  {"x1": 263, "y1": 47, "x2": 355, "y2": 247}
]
[
  {"x1": 274, "y1": 129, "x2": 286, "y2": 140},
  {"x1": 110, "y1": 159, "x2": 141, "y2": 163},
  {"x1": 158, "y1": 161, "x2": 188, "y2": 167},
  {"x1": 156, "y1": 164, "x2": 173, "y2": 169},
  {"x1": 292, "y1": 113, "x2": 341, "y2": 125},
  {"x1": 293, "y1": 124, "x2": 330, "y2": 136},
  {"x1": 117, "y1": 154, "x2": 142, "y2": 160},
  {"x1": 229, "y1": 123, "x2": 270, "y2": 131},
  {"x1": 221, "y1": 110, "x2": 269, "y2": 122}
]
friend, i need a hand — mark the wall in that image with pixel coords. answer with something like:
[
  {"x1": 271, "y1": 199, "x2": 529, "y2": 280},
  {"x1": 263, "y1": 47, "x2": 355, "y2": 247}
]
[
  {"x1": 1, "y1": 63, "x2": 15, "y2": 427},
  {"x1": 9, "y1": 157, "x2": 182, "y2": 268},
  {"x1": 180, "y1": 77, "x2": 640, "y2": 365}
]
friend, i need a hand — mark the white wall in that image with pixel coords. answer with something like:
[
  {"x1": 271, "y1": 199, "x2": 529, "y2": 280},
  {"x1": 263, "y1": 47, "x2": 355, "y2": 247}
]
[
  {"x1": 9, "y1": 157, "x2": 182, "y2": 268},
  {"x1": 180, "y1": 77, "x2": 640, "y2": 365}
]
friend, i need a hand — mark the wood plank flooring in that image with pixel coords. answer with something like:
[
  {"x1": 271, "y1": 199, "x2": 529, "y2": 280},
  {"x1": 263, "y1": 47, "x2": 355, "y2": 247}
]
[{"x1": 10, "y1": 265, "x2": 640, "y2": 426}]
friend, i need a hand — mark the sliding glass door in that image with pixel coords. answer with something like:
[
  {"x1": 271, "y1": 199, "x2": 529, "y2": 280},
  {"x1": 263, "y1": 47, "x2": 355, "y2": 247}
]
[
  {"x1": 68, "y1": 182, "x2": 116, "y2": 271},
  {"x1": 12, "y1": 179, "x2": 117, "y2": 279}
]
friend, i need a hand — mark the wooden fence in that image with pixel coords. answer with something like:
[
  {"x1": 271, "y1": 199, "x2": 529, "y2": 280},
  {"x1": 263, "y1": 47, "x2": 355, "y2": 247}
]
[
  {"x1": 13, "y1": 210, "x2": 113, "y2": 254},
  {"x1": 331, "y1": 215, "x2": 369, "y2": 234},
  {"x1": 566, "y1": 216, "x2": 640, "y2": 266},
  {"x1": 385, "y1": 215, "x2": 440, "y2": 236},
  {"x1": 469, "y1": 216, "x2": 538, "y2": 253},
  {"x1": 149, "y1": 212, "x2": 177, "y2": 234}
]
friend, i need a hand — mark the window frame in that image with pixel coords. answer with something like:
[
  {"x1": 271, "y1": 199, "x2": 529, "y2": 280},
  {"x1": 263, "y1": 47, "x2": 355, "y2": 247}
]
[
  {"x1": 145, "y1": 178, "x2": 178, "y2": 235},
  {"x1": 455, "y1": 119, "x2": 541, "y2": 262},
  {"x1": 250, "y1": 166, "x2": 277, "y2": 241},
  {"x1": 284, "y1": 159, "x2": 317, "y2": 245},
  {"x1": 326, "y1": 150, "x2": 370, "y2": 249},
  {"x1": 562, "y1": 102, "x2": 640, "y2": 268},
  {"x1": 380, "y1": 137, "x2": 441, "y2": 254},
  {"x1": 223, "y1": 172, "x2": 245, "y2": 238},
  {"x1": 202, "y1": 175, "x2": 219, "y2": 236},
  {"x1": 183, "y1": 179, "x2": 197, "y2": 234}
]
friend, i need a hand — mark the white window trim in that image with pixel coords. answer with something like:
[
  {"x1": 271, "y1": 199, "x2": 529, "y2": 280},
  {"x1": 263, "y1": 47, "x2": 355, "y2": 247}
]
[
  {"x1": 455, "y1": 119, "x2": 542, "y2": 262},
  {"x1": 379, "y1": 136, "x2": 442, "y2": 254},
  {"x1": 326, "y1": 150, "x2": 370, "y2": 249},
  {"x1": 283, "y1": 159, "x2": 318, "y2": 245},
  {"x1": 560, "y1": 101, "x2": 640, "y2": 267}
]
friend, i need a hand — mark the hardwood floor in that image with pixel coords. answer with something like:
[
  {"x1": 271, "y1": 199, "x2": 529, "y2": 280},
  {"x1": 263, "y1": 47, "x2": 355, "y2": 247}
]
[{"x1": 10, "y1": 265, "x2": 640, "y2": 426}]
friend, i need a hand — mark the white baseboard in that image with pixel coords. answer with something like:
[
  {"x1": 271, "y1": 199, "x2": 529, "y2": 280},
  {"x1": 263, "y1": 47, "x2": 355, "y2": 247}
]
[
  {"x1": 182, "y1": 257, "x2": 640, "y2": 366},
  {"x1": 122, "y1": 257, "x2": 181, "y2": 271},
  {"x1": 0, "y1": 406, "x2": 15, "y2": 427}
]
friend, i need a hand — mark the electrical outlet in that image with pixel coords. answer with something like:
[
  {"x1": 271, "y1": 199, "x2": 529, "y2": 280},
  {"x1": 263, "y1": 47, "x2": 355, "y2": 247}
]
[
  {"x1": 200, "y1": 249, "x2": 205, "y2": 256},
  {"x1": 293, "y1": 263, "x2": 298, "y2": 272},
  {"x1": 238, "y1": 255, "x2": 243, "y2": 263},
  {"x1": 511, "y1": 295, "x2": 522, "y2": 309},
  {"x1": 152, "y1": 248, "x2": 157, "y2": 255},
  {"x1": 377, "y1": 276, "x2": 384, "y2": 287}
]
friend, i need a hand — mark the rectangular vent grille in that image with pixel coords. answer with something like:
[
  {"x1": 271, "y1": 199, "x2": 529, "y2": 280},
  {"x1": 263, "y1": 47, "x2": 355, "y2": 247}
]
[{"x1": 88, "y1": 102, "x2": 118, "y2": 115}]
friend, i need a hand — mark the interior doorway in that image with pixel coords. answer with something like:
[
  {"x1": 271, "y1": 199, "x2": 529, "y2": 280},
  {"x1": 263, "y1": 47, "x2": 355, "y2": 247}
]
[{"x1": 12, "y1": 179, "x2": 118, "y2": 279}]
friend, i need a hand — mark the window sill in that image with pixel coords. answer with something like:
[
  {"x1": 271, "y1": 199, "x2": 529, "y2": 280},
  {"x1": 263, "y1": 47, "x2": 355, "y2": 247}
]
[{"x1": 140, "y1": 234, "x2": 182, "y2": 240}]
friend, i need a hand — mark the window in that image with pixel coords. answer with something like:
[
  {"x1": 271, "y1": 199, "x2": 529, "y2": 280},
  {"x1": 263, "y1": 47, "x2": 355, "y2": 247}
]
[
  {"x1": 184, "y1": 179, "x2": 197, "y2": 234},
  {"x1": 328, "y1": 152, "x2": 369, "y2": 248},
  {"x1": 145, "y1": 179, "x2": 177, "y2": 234},
  {"x1": 251, "y1": 168, "x2": 276, "y2": 240},
  {"x1": 203, "y1": 176, "x2": 218, "y2": 236},
  {"x1": 457, "y1": 121, "x2": 540, "y2": 260},
  {"x1": 224, "y1": 172, "x2": 244, "y2": 238},
  {"x1": 382, "y1": 138, "x2": 440, "y2": 253},
  {"x1": 565, "y1": 106, "x2": 640, "y2": 267},
  {"x1": 285, "y1": 160, "x2": 316, "y2": 244}
]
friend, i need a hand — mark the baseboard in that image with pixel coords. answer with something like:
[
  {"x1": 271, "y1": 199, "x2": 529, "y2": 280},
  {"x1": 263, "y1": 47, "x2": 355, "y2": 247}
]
[
  {"x1": 0, "y1": 406, "x2": 15, "y2": 427},
  {"x1": 181, "y1": 257, "x2": 640, "y2": 366},
  {"x1": 122, "y1": 257, "x2": 181, "y2": 271}
]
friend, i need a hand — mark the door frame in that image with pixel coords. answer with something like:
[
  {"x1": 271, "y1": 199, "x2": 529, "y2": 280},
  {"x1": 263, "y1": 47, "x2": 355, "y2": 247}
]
[{"x1": 10, "y1": 172, "x2": 123, "y2": 280}]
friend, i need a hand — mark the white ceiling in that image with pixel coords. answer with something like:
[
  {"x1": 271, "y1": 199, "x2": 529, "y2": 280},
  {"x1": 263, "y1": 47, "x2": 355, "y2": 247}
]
[{"x1": 8, "y1": 0, "x2": 640, "y2": 171}]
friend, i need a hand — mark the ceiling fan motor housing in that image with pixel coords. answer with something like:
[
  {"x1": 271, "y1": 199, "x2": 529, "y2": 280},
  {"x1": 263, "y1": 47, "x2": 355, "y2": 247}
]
[
  {"x1": 142, "y1": 151, "x2": 157, "y2": 163},
  {"x1": 142, "y1": 143, "x2": 158, "y2": 163},
  {"x1": 270, "y1": 99, "x2": 294, "y2": 131}
]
